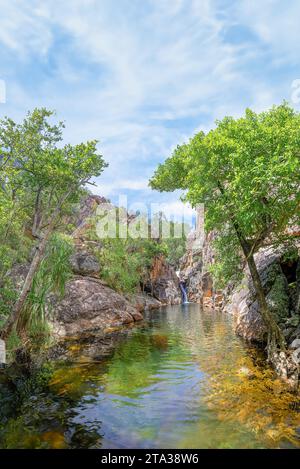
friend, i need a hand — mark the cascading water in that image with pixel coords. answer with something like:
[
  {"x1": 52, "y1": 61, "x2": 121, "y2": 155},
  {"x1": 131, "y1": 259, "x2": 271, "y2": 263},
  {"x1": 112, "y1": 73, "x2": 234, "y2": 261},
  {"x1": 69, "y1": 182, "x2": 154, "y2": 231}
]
[{"x1": 179, "y1": 281, "x2": 188, "y2": 304}]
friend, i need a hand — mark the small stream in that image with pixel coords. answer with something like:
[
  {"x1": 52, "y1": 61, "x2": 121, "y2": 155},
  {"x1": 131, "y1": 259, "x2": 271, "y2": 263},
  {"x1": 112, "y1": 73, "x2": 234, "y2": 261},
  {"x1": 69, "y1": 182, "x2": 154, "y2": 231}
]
[{"x1": 0, "y1": 304, "x2": 299, "y2": 449}]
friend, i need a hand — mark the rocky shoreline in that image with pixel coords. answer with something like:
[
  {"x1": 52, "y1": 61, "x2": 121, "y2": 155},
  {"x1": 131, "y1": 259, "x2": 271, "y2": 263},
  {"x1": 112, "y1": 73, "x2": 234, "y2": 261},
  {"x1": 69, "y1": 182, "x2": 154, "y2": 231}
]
[
  {"x1": 2, "y1": 195, "x2": 299, "y2": 389},
  {"x1": 179, "y1": 227, "x2": 300, "y2": 388}
]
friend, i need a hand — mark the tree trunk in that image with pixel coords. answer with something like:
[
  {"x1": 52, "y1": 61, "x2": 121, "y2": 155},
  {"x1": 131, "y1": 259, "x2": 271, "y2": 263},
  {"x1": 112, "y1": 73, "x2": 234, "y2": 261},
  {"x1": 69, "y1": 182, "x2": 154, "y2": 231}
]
[
  {"x1": 0, "y1": 226, "x2": 52, "y2": 340},
  {"x1": 230, "y1": 215, "x2": 286, "y2": 356},
  {"x1": 0, "y1": 188, "x2": 74, "y2": 341},
  {"x1": 296, "y1": 259, "x2": 300, "y2": 315},
  {"x1": 246, "y1": 253, "x2": 286, "y2": 355},
  {"x1": 217, "y1": 182, "x2": 286, "y2": 357}
]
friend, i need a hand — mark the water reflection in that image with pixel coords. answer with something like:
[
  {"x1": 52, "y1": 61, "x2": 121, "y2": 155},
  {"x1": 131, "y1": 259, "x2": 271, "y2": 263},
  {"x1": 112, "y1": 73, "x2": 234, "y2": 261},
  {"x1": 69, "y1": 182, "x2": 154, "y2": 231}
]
[{"x1": 0, "y1": 304, "x2": 299, "y2": 448}]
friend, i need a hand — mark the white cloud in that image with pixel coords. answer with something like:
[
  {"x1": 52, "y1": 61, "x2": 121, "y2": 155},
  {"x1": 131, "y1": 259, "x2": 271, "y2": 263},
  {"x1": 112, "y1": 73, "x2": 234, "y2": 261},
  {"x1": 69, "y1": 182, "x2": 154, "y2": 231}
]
[
  {"x1": 0, "y1": 1, "x2": 52, "y2": 57},
  {"x1": 0, "y1": 0, "x2": 299, "y2": 206},
  {"x1": 236, "y1": 0, "x2": 300, "y2": 65},
  {"x1": 94, "y1": 178, "x2": 149, "y2": 194}
]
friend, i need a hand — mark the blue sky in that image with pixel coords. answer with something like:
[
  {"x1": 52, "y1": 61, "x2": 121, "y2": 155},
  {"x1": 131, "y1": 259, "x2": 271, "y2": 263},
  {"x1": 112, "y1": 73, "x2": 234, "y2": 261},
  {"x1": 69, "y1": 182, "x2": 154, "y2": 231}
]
[{"x1": 0, "y1": 0, "x2": 299, "y2": 220}]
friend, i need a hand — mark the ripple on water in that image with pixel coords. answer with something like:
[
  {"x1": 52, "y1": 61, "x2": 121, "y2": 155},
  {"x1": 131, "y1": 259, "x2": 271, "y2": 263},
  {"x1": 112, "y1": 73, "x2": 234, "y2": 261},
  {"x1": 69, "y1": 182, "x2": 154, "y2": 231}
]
[{"x1": 0, "y1": 303, "x2": 299, "y2": 449}]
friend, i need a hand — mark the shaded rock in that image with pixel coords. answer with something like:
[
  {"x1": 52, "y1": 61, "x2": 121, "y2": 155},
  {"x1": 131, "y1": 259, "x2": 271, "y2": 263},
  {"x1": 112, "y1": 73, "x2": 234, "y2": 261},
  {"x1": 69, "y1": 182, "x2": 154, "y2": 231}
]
[
  {"x1": 290, "y1": 338, "x2": 300, "y2": 349},
  {"x1": 283, "y1": 327, "x2": 295, "y2": 339},
  {"x1": 180, "y1": 250, "x2": 203, "y2": 303},
  {"x1": 225, "y1": 286, "x2": 267, "y2": 342},
  {"x1": 266, "y1": 273, "x2": 289, "y2": 323},
  {"x1": 70, "y1": 251, "x2": 100, "y2": 277},
  {"x1": 151, "y1": 278, "x2": 181, "y2": 305},
  {"x1": 179, "y1": 246, "x2": 203, "y2": 303},
  {"x1": 144, "y1": 255, "x2": 181, "y2": 305},
  {"x1": 50, "y1": 276, "x2": 143, "y2": 337},
  {"x1": 179, "y1": 231, "x2": 224, "y2": 308},
  {"x1": 290, "y1": 324, "x2": 300, "y2": 342},
  {"x1": 291, "y1": 348, "x2": 300, "y2": 365},
  {"x1": 128, "y1": 293, "x2": 162, "y2": 312},
  {"x1": 202, "y1": 272, "x2": 213, "y2": 306},
  {"x1": 47, "y1": 328, "x2": 134, "y2": 362},
  {"x1": 226, "y1": 247, "x2": 299, "y2": 343},
  {"x1": 286, "y1": 315, "x2": 300, "y2": 327},
  {"x1": 7, "y1": 263, "x2": 30, "y2": 291}
]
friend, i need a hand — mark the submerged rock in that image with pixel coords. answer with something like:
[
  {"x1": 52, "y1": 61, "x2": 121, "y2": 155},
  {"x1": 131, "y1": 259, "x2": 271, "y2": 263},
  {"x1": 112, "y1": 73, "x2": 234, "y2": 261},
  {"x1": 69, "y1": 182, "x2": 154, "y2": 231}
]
[{"x1": 271, "y1": 350, "x2": 299, "y2": 388}]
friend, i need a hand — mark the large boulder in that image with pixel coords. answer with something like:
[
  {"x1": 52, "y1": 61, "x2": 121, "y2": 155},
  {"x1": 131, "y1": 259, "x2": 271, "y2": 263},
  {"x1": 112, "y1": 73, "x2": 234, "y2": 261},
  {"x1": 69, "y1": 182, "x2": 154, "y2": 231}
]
[
  {"x1": 144, "y1": 255, "x2": 181, "y2": 305},
  {"x1": 227, "y1": 284, "x2": 267, "y2": 342},
  {"x1": 151, "y1": 278, "x2": 182, "y2": 304},
  {"x1": 223, "y1": 246, "x2": 300, "y2": 388},
  {"x1": 50, "y1": 276, "x2": 143, "y2": 337},
  {"x1": 128, "y1": 293, "x2": 162, "y2": 312},
  {"x1": 225, "y1": 247, "x2": 300, "y2": 344}
]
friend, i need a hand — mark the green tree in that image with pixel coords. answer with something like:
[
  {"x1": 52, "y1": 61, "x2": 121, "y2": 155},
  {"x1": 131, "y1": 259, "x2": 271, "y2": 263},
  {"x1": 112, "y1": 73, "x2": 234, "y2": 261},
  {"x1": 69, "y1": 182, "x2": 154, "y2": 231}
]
[
  {"x1": 94, "y1": 231, "x2": 167, "y2": 294},
  {"x1": 150, "y1": 103, "x2": 300, "y2": 355},
  {"x1": 0, "y1": 108, "x2": 107, "y2": 340}
]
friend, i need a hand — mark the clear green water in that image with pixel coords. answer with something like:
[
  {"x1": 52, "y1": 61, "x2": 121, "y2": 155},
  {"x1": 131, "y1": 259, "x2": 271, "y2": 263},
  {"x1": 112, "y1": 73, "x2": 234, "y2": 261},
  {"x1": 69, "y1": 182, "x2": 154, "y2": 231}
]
[{"x1": 0, "y1": 304, "x2": 299, "y2": 448}]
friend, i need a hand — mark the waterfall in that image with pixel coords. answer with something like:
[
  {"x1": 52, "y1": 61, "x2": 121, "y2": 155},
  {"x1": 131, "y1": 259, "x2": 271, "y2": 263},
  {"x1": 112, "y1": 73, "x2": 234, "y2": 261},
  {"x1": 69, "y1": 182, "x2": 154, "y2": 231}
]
[{"x1": 179, "y1": 281, "x2": 188, "y2": 304}]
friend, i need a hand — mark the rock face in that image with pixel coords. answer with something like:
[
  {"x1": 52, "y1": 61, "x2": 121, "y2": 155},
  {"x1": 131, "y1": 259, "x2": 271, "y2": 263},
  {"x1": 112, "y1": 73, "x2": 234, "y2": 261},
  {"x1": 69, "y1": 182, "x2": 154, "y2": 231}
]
[
  {"x1": 70, "y1": 195, "x2": 181, "y2": 306},
  {"x1": 50, "y1": 277, "x2": 143, "y2": 338},
  {"x1": 226, "y1": 284, "x2": 267, "y2": 342},
  {"x1": 128, "y1": 293, "x2": 162, "y2": 312},
  {"x1": 224, "y1": 246, "x2": 300, "y2": 387},
  {"x1": 7, "y1": 263, "x2": 30, "y2": 291},
  {"x1": 143, "y1": 255, "x2": 182, "y2": 305},
  {"x1": 179, "y1": 248, "x2": 203, "y2": 303},
  {"x1": 71, "y1": 194, "x2": 109, "y2": 240},
  {"x1": 179, "y1": 231, "x2": 224, "y2": 308},
  {"x1": 70, "y1": 251, "x2": 100, "y2": 277},
  {"x1": 52, "y1": 197, "x2": 181, "y2": 338},
  {"x1": 225, "y1": 247, "x2": 300, "y2": 343},
  {"x1": 180, "y1": 207, "x2": 300, "y2": 385}
]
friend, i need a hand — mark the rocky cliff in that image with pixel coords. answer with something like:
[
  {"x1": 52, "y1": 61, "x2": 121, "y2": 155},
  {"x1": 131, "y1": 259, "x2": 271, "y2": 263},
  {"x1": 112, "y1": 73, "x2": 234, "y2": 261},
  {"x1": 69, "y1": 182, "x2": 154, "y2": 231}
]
[
  {"x1": 56, "y1": 193, "x2": 184, "y2": 334},
  {"x1": 224, "y1": 245, "x2": 300, "y2": 387},
  {"x1": 181, "y1": 226, "x2": 300, "y2": 386},
  {"x1": 179, "y1": 230, "x2": 223, "y2": 308},
  {"x1": 4, "y1": 194, "x2": 185, "y2": 355},
  {"x1": 49, "y1": 250, "x2": 168, "y2": 339},
  {"x1": 48, "y1": 193, "x2": 182, "y2": 338},
  {"x1": 179, "y1": 206, "x2": 300, "y2": 387},
  {"x1": 143, "y1": 254, "x2": 181, "y2": 305}
]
